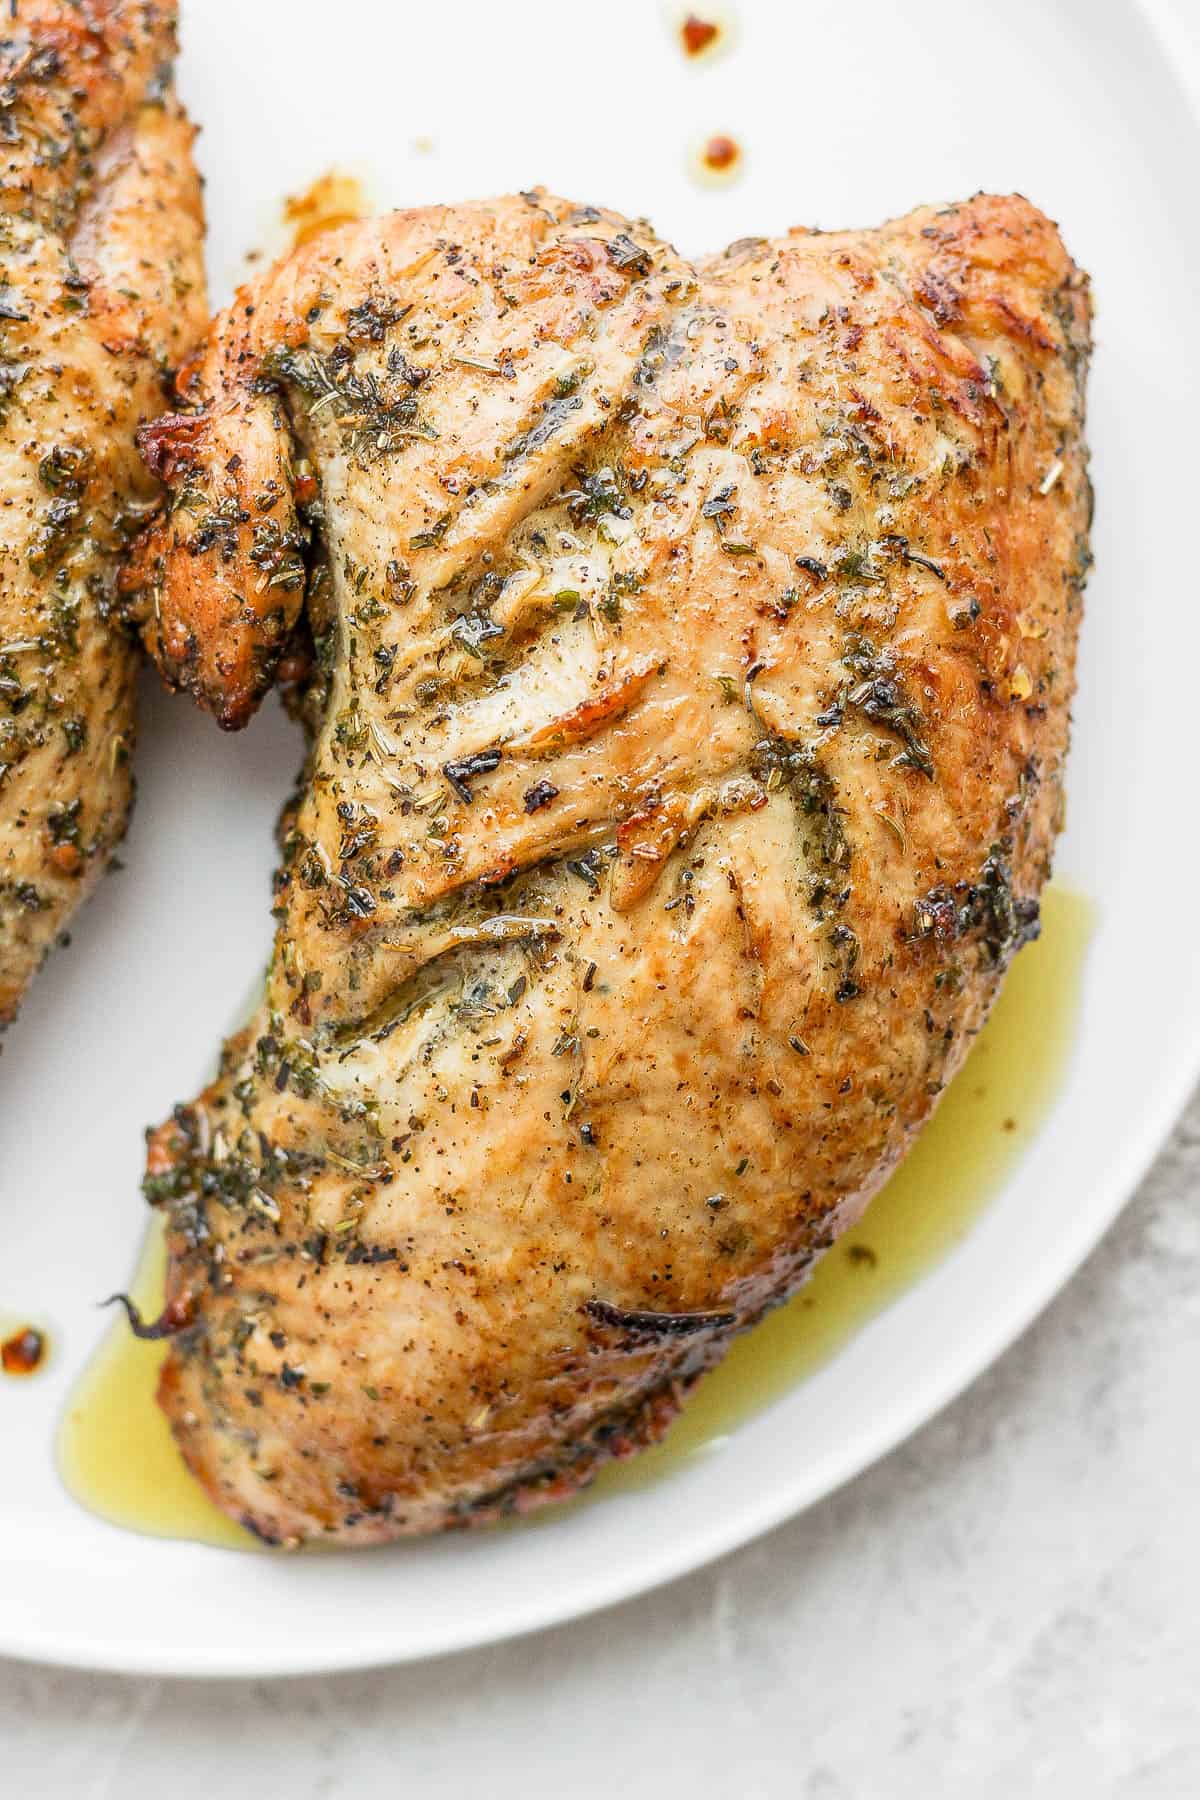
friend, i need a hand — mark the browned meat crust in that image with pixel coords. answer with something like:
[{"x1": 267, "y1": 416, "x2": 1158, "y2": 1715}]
[
  {"x1": 132, "y1": 190, "x2": 1090, "y2": 1545},
  {"x1": 0, "y1": 0, "x2": 206, "y2": 1026}
]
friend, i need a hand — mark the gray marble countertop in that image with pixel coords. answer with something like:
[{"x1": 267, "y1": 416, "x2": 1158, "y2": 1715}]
[{"x1": 3, "y1": 1086, "x2": 1197, "y2": 1798}]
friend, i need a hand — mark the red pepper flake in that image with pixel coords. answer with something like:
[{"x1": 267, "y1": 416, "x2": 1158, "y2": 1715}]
[
  {"x1": 2, "y1": 1326, "x2": 46, "y2": 1376},
  {"x1": 48, "y1": 841, "x2": 82, "y2": 876},
  {"x1": 681, "y1": 13, "x2": 720, "y2": 56},
  {"x1": 703, "y1": 134, "x2": 741, "y2": 172}
]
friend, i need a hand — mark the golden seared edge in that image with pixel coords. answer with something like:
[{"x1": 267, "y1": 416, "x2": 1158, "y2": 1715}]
[
  {"x1": 0, "y1": 1, "x2": 206, "y2": 1027},
  {"x1": 132, "y1": 190, "x2": 1090, "y2": 1546}
]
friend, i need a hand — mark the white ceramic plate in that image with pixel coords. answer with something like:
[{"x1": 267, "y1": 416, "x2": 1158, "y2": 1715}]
[{"x1": 3, "y1": 0, "x2": 1198, "y2": 1677}]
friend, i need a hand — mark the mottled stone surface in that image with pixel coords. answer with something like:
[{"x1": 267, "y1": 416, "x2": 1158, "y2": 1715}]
[{"x1": 3, "y1": 1088, "x2": 1199, "y2": 1798}]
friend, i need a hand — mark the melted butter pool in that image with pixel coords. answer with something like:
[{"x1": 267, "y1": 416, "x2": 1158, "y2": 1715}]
[{"x1": 57, "y1": 1224, "x2": 252, "y2": 1550}]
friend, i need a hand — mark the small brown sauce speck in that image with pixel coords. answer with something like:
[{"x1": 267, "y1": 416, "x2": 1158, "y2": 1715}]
[
  {"x1": 689, "y1": 133, "x2": 745, "y2": 189},
  {"x1": 284, "y1": 171, "x2": 369, "y2": 249},
  {"x1": 681, "y1": 12, "x2": 720, "y2": 55},
  {"x1": 703, "y1": 134, "x2": 740, "y2": 172},
  {"x1": 2, "y1": 1325, "x2": 46, "y2": 1376}
]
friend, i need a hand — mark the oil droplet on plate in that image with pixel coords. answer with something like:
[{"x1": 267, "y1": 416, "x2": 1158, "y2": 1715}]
[
  {"x1": 672, "y1": 6, "x2": 736, "y2": 62},
  {"x1": 1, "y1": 1323, "x2": 48, "y2": 1377},
  {"x1": 596, "y1": 883, "x2": 1094, "y2": 1496},
  {"x1": 283, "y1": 170, "x2": 370, "y2": 249},
  {"x1": 682, "y1": 12, "x2": 719, "y2": 55},
  {"x1": 57, "y1": 1226, "x2": 253, "y2": 1551},
  {"x1": 689, "y1": 133, "x2": 745, "y2": 187}
]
